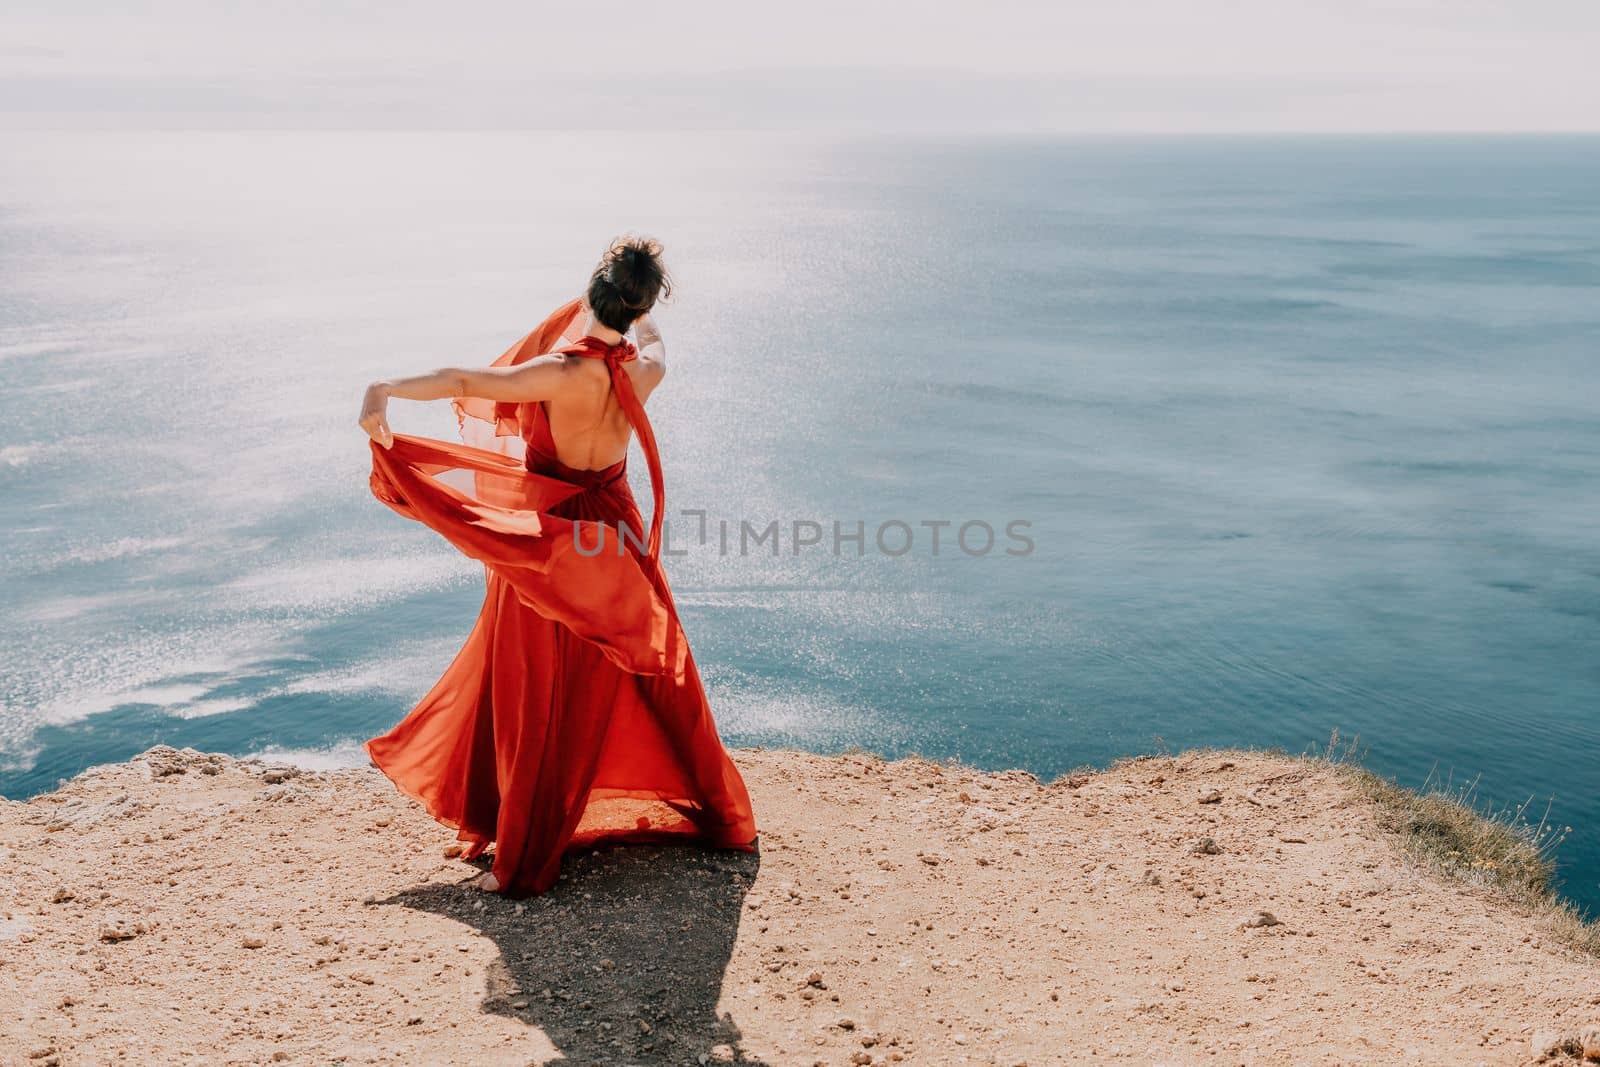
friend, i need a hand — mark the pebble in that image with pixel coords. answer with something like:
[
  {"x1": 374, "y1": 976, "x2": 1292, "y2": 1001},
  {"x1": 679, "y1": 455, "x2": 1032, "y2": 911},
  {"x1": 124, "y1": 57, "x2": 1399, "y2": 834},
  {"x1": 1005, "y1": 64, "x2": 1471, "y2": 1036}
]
[
  {"x1": 1242, "y1": 911, "x2": 1282, "y2": 929},
  {"x1": 1198, "y1": 790, "x2": 1223, "y2": 805},
  {"x1": 1582, "y1": 1024, "x2": 1600, "y2": 1060},
  {"x1": 1191, "y1": 838, "x2": 1222, "y2": 856},
  {"x1": 241, "y1": 935, "x2": 267, "y2": 949}
]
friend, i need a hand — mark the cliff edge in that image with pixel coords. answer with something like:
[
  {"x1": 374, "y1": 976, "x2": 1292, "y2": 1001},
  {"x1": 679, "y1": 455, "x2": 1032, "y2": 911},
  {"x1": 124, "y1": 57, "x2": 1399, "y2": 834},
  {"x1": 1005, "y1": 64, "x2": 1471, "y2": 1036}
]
[{"x1": 1, "y1": 746, "x2": 1596, "y2": 1065}]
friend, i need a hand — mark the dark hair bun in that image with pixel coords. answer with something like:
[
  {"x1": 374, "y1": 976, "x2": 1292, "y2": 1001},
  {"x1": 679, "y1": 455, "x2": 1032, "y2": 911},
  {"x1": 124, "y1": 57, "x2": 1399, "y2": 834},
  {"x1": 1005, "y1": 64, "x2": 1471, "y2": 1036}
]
[{"x1": 588, "y1": 235, "x2": 672, "y2": 332}]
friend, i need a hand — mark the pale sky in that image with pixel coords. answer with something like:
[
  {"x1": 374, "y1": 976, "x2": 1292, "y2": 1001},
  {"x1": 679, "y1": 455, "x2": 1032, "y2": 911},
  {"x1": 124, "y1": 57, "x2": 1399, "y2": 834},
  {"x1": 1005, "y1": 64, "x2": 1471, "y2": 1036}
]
[{"x1": 3, "y1": 0, "x2": 1598, "y2": 132}]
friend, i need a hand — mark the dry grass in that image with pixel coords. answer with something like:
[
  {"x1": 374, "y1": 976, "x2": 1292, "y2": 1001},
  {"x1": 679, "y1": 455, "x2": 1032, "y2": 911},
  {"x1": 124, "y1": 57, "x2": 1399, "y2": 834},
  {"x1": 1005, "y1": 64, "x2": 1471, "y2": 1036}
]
[{"x1": 1314, "y1": 730, "x2": 1600, "y2": 957}]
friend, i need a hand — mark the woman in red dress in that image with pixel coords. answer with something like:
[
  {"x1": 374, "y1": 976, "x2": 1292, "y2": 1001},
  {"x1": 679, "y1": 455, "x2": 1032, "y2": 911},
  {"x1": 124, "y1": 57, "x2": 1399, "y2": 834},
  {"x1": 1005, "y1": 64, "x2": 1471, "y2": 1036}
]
[{"x1": 357, "y1": 236, "x2": 756, "y2": 896}]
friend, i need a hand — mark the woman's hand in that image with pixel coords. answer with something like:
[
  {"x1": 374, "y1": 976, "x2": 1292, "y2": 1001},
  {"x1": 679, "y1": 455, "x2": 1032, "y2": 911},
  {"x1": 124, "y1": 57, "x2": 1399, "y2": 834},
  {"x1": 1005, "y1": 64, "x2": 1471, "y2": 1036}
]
[{"x1": 359, "y1": 382, "x2": 394, "y2": 449}]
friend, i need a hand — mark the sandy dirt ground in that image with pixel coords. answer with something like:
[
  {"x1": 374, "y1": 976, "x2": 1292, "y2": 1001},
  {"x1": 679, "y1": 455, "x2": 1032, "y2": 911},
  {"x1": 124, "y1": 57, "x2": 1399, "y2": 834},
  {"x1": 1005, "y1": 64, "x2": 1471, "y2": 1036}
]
[{"x1": 1, "y1": 746, "x2": 1597, "y2": 1066}]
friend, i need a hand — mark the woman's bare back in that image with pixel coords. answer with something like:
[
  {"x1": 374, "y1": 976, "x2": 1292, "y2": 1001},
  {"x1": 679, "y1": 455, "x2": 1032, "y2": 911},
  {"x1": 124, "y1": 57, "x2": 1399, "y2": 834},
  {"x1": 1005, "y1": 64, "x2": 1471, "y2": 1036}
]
[{"x1": 541, "y1": 350, "x2": 662, "y2": 470}]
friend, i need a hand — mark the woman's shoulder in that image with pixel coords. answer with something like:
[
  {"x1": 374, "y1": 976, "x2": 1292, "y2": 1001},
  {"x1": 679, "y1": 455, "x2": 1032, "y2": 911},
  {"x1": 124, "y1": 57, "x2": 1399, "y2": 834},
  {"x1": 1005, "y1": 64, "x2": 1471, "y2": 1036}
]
[{"x1": 626, "y1": 356, "x2": 665, "y2": 400}]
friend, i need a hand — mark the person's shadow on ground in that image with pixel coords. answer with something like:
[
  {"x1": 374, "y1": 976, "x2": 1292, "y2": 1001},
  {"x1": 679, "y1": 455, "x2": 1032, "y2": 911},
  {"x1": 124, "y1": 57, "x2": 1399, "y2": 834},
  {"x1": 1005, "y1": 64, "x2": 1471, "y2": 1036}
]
[{"x1": 386, "y1": 842, "x2": 768, "y2": 1066}]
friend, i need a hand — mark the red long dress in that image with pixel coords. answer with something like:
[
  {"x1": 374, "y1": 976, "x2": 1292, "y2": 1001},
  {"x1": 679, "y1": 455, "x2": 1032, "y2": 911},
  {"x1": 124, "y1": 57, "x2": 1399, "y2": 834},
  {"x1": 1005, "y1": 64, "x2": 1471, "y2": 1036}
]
[{"x1": 363, "y1": 298, "x2": 757, "y2": 896}]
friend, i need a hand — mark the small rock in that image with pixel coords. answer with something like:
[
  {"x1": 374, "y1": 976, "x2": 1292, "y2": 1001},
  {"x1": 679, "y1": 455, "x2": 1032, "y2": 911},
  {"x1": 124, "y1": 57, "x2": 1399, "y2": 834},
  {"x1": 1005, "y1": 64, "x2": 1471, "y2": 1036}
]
[
  {"x1": 99, "y1": 919, "x2": 141, "y2": 942},
  {"x1": 1198, "y1": 790, "x2": 1223, "y2": 804},
  {"x1": 443, "y1": 842, "x2": 466, "y2": 859},
  {"x1": 1581, "y1": 1024, "x2": 1600, "y2": 1060},
  {"x1": 1242, "y1": 911, "x2": 1282, "y2": 929},
  {"x1": 851, "y1": 1053, "x2": 873, "y2": 1065},
  {"x1": 261, "y1": 765, "x2": 298, "y2": 785},
  {"x1": 145, "y1": 746, "x2": 188, "y2": 777},
  {"x1": 1191, "y1": 838, "x2": 1222, "y2": 856},
  {"x1": 48, "y1": 887, "x2": 75, "y2": 904},
  {"x1": 836, "y1": 1017, "x2": 857, "y2": 1030},
  {"x1": 241, "y1": 934, "x2": 267, "y2": 949}
]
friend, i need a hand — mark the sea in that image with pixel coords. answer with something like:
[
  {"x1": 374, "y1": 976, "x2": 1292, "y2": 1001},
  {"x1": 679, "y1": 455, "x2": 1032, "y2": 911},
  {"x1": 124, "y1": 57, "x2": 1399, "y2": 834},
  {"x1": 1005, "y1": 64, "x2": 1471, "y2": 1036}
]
[{"x1": 2, "y1": 131, "x2": 1597, "y2": 908}]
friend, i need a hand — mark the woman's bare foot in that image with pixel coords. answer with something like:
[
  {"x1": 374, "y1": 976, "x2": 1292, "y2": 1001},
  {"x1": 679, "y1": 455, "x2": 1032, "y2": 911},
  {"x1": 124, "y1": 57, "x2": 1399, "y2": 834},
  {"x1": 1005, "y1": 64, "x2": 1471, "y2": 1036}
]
[{"x1": 474, "y1": 871, "x2": 500, "y2": 893}]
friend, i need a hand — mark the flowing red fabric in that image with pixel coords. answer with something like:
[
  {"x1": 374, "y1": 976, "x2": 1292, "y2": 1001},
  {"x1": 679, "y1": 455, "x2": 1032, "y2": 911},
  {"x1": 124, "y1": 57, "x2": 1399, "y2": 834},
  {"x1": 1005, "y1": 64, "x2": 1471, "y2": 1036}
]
[{"x1": 364, "y1": 299, "x2": 757, "y2": 896}]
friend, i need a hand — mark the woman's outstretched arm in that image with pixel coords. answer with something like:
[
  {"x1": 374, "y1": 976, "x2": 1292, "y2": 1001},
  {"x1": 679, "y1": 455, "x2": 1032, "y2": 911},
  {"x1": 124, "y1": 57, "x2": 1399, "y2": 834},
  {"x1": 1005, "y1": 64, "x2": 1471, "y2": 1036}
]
[{"x1": 359, "y1": 355, "x2": 573, "y2": 448}]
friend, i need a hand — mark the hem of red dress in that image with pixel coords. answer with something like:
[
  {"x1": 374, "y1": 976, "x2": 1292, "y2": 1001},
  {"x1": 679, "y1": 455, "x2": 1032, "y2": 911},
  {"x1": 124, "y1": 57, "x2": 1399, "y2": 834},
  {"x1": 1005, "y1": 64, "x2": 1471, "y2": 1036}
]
[
  {"x1": 365, "y1": 739, "x2": 757, "y2": 856},
  {"x1": 362, "y1": 739, "x2": 487, "y2": 844}
]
